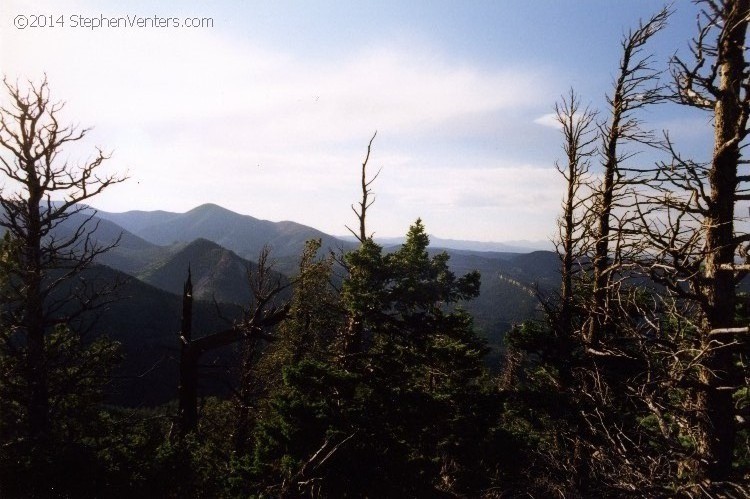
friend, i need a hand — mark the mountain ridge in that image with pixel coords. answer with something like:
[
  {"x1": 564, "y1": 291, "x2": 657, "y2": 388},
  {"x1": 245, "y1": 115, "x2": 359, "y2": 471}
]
[
  {"x1": 137, "y1": 237, "x2": 289, "y2": 305},
  {"x1": 59, "y1": 202, "x2": 550, "y2": 255},
  {"x1": 96, "y1": 203, "x2": 353, "y2": 261}
]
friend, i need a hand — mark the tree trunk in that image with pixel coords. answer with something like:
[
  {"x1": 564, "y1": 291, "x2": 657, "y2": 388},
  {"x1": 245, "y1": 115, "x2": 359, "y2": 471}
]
[
  {"x1": 696, "y1": 0, "x2": 749, "y2": 479},
  {"x1": 177, "y1": 272, "x2": 198, "y2": 437},
  {"x1": 560, "y1": 168, "x2": 575, "y2": 339},
  {"x1": 232, "y1": 339, "x2": 259, "y2": 454},
  {"x1": 25, "y1": 184, "x2": 50, "y2": 445},
  {"x1": 589, "y1": 39, "x2": 627, "y2": 346}
]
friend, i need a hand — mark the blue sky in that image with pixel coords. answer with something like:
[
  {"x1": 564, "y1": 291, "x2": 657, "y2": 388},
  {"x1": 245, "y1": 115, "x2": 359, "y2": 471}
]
[{"x1": 1, "y1": 1, "x2": 712, "y2": 242}]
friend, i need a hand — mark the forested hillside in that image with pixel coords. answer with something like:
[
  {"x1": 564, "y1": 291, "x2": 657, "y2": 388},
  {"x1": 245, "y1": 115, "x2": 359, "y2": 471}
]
[
  {"x1": 2, "y1": 1, "x2": 750, "y2": 497},
  {"x1": 58, "y1": 205, "x2": 555, "y2": 374}
]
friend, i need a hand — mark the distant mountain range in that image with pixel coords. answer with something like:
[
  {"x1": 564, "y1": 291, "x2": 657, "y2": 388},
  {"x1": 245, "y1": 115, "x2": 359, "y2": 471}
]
[
  {"x1": 12, "y1": 203, "x2": 562, "y2": 404},
  {"x1": 94, "y1": 202, "x2": 553, "y2": 255},
  {"x1": 97, "y1": 203, "x2": 353, "y2": 260},
  {"x1": 339, "y1": 234, "x2": 553, "y2": 253}
]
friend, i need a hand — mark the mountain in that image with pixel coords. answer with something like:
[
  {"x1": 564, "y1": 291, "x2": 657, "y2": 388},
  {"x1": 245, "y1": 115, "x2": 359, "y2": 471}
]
[
  {"x1": 78, "y1": 220, "x2": 169, "y2": 276},
  {"x1": 137, "y1": 237, "x2": 289, "y2": 305},
  {"x1": 42, "y1": 209, "x2": 272, "y2": 304},
  {"x1": 0, "y1": 206, "x2": 167, "y2": 276},
  {"x1": 496, "y1": 250, "x2": 561, "y2": 290},
  {"x1": 97, "y1": 203, "x2": 354, "y2": 262},
  {"x1": 443, "y1": 249, "x2": 558, "y2": 365},
  {"x1": 40, "y1": 203, "x2": 562, "y2": 379},
  {"x1": 1, "y1": 201, "x2": 566, "y2": 404},
  {"x1": 90, "y1": 204, "x2": 560, "y2": 363},
  {"x1": 35, "y1": 210, "x2": 287, "y2": 404},
  {"x1": 103, "y1": 244, "x2": 556, "y2": 399},
  {"x1": 340, "y1": 234, "x2": 552, "y2": 253},
  {"x1": 52, "y1": 264, "x2": 244, "y2": 406}
]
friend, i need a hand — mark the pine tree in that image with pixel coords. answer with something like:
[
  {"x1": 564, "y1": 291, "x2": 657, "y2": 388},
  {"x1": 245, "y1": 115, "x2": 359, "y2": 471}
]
[{"x1": 255, "y1": 221, "x2": 509, "y2": 496}]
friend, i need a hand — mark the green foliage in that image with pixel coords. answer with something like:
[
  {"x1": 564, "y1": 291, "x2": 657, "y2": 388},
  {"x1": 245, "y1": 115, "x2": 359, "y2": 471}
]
[
  {"x1": 253, "y1": 221, "x2": 515, "y2": 496},
  {"x1": 256, "y1": 239, "x2": 342, "y2": 389},
  {"x1": 0, "y1": 325, "x2": 122, "y2": 497},
  {"x1": 0, "y1": 222, "x2": 542, "y2": 496}
]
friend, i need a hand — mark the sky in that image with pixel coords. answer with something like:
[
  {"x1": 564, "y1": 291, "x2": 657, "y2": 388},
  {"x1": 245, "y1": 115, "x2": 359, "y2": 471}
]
[{"x1": 0, "y1": 1, "x2": 715, "y2": 242}]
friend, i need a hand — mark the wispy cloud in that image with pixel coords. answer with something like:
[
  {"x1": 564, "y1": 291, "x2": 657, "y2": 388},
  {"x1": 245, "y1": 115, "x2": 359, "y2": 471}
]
[
  {"x1": 2, "y1": 0, "x2": 561, "y2": 241},
  {"x1": 533, "y1": 113, "x2": 562, "y2": 129}
]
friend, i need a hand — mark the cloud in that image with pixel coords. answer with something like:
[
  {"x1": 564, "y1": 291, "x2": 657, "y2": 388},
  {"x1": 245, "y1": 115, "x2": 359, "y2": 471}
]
[
  {"x1": 533, "y1": 111, "x2": 598, "y2": 131},
  {"x1": 3, "y1": 19, "x2": 547, "y2": 139},
  {"x1": 534, "y1": 113, "x2": 562, "y2": 129},
  {"x1": 1, "y1": 0, "x2": 561, "y2": 241},
  {"x1": 365, "y1": 157, "x2": 563, "y2": 240}
]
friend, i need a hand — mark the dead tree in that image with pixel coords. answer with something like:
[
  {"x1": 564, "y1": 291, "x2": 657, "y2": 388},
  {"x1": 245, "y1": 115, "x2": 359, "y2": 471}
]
[
  {"x1": 232, "y1": 246, "x2": 285, "y2": 452},
  {"x1": 176, "y1": 268, "x2": 198, "y2": 437},
  {"x1": 534, "y1": 11, "x2": 688, "y2": 493},
  {"x1": 0, "y1": 76, "x2": 126, "y2": 445},
  {"x1": 553, "y1": 89, "x2": 597, "y2": 341},
  {"x1": 345, "y1": 131, "x2": 379, "y2": 243},
  {"x1": 588, "y1": 7, "x2": 669, "y2": 345},
  {"x1": 636, "y1": 0, "x2": 750, "y2": 482},
  {"x1": 341, "y1": 132, "x2": 380, "y2": 363},
  {"x1": 175, "y1": 251, "x2": 289, "y2": 438}
]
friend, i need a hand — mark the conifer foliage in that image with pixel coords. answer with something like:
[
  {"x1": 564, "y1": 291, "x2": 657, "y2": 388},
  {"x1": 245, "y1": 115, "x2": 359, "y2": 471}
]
[{"x1": 255, "y1": 220, "x2": 507, "y2": 496}]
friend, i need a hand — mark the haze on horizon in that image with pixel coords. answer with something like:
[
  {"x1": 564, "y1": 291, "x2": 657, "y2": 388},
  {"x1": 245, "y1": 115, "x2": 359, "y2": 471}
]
[{"x1": 1, "y1": 0, "x2": 713, "y2": 243}]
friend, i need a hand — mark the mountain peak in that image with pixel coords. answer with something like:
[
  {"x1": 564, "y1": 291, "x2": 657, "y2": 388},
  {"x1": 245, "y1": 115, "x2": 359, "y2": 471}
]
[
  {"x1": 188, "y1": 203, "x2": 235, "y2": 215},
  {"x1": 96, "y1": 203, "x2": 353, "y2": 259}
]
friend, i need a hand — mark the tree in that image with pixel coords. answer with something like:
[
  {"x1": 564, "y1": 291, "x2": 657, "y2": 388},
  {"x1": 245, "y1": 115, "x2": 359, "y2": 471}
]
[
  {"x1": 553, "y1": 89, "x2": 597, "y2": 342},
  {"x1": 504, "y1": 10, "x2": 700, "y2": 495},
  {"x1": 174, "y1": 248, "x2": 289, "y2": 438},
  {"x1": 254, "y1": 238, "x2": 342, "y2": 387},
  {"x1": 588, "y1": 7, "x2": 669, "y2": 345},
  {"x1": 253, "y1": 134, "x2": 507, "y2": 495},
  {"x1": 517, "y1": 1, "x2": 750, "y2": 491},
  {"x1": 341, "y1": 131, "x2": 380, "y2": 364},
  {"x1": 255, "y1": 221, "x2": 497, "y2": 496},
  {"x1": 635, "y1": 0, "x2": 750, "y2": 482},
  {"x1": 346, "y1": 131, "x2": 379, "y2": 244},
  {"x1": 0, "y1": 76, "x2": 126, "y2": 447}
]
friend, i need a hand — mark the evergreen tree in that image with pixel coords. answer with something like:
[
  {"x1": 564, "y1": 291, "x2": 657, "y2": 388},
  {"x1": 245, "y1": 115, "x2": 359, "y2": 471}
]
[{"x1": 254, "y1": 221, "x2": 511, "y2": 496}]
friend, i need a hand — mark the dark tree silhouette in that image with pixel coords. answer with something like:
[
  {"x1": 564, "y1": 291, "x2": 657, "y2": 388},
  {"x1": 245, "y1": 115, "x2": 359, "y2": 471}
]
[
  {"x1": 175, "y1": 248, "x2": 288, "y2": 438},
  {"x1": 553, "y1": 89, "x2": 597, "y2": 340},
  {"x1": 0, "y1": 76, "x2": 126, "y2": 446}
]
